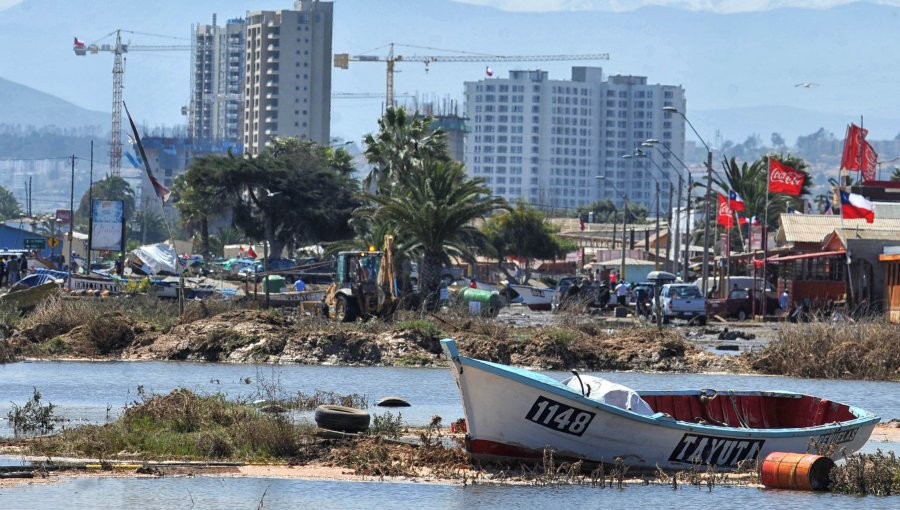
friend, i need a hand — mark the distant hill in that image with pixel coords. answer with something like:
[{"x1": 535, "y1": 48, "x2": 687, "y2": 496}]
[
  {"x1": 0, "y1": 76, "x2": 108, "y2": 130},
  {"x1": 692, "y1": 105, "x2": 900, "y2": 148}
]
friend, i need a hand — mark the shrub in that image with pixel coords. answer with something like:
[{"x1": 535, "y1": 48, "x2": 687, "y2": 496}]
[{"x1": 7, "y1": 387, "x2": 56, "y2": 434}]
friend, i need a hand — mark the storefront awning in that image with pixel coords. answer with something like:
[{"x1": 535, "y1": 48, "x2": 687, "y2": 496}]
[{"x1": 767, "y1": 250, "x2": 846, "y2": 263}]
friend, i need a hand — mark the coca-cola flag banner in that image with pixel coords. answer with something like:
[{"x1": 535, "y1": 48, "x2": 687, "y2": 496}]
[
  {"x1": 717, "y1": 192, "x2": 734, "y2": 228},
  {"x1": 862, "y1": 141, "x2": 878, "y2": 182},
  {"x1": 841, "y1": 123, "x2": 868, "y2": 173},
  {"x1": 768, "y1": 159, "x2": 804, "y2": 196}
]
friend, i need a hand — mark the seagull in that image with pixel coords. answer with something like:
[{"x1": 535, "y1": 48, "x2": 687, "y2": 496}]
[
  {"x1": 262, "y1": 188, "x2": 281, "y2": 197},
  {"x1": 795, "y1": 82, "x2": 819, "y2": 88}
]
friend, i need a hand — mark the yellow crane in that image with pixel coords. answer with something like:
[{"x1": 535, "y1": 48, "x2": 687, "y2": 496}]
[
  {"x1": 73, "y1": 29, "x2": 191, "y2": 176},
  {"x1": 334, "y1": 43, "x2": 610, "y2": 108}
]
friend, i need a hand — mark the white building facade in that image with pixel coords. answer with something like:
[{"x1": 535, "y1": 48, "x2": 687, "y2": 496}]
[
  {"x1": 243, "y1": 0, "x2": 333, "y2": 155},
  {"x1": 463, "y1": 67, "x2": 686, "y2": 213}
]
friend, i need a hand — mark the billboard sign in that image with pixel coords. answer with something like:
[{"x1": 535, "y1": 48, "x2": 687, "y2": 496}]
[{"x1": 91, "y1": 200, "x2": 124, "y2": 251}]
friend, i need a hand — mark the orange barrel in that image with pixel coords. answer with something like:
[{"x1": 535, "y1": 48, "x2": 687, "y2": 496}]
[{"x1": 760, "y1": 452, "x2": 835, "y2": 491}]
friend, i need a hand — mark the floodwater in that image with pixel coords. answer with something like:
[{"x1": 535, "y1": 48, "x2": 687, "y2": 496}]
[
  {"x1": 0, "y1": 361, "x2": 897, "y2": 507},
  {"x1": 0, "y1": 361, "x2": 898, "y2": 436},
  {"x1": 1, "y1": 476, "x2": 899, "y2": 509}
]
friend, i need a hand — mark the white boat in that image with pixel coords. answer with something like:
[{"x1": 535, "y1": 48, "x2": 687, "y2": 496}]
[
  {"x1": 507, "y1": 284, "x2": 556, "y2": 311},
  {"x1": 441, "y1": 339, "x2": 878, "y2": 471}
]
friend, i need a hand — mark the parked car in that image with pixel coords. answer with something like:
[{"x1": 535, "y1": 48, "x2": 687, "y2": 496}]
[
  {"x1": 410, "y1": 262, "x2": 465, "y2": 290},
  {"x1": 706, "y1": 288, "x2": 779, "y2": 321},
  {"x1": 656, "y1": 283, "x2": 707, "y2": 324},
  {"x1": 238, "y1": 257, "x2": 297, "y2": 279}
]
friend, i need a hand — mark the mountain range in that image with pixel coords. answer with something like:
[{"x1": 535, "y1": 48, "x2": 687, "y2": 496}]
[
  {"x1": 0, "y1": 76, "x2": 107, "y2": 129},
  {"x1": 1, "y1": 0, "x2": 899, "y2": 146}
]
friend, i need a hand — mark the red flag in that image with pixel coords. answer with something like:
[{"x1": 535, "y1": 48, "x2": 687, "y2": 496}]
[
  {"x1": 247, "y1": 247, "x2": 258, "y2": 259},
  {"x1": 862, "y1": 141, "x2": 878, "y2": 181},
  {"x1": 737, "y1": 215, "x2": 748, "y2": 226},
  {"x1": 717, "y1": 192, "x2": 734, "y2": 228},
  {"x1": 124, "y1": 102, "x2": 171, "y2": 203},
  {"x1": 768, "y1": 159, "x2": 805, "y2": 196},
  {"x1": 73, "y1": 37, "x2": 85, "y2": 48},
  {"x1": 840, "y1": 123, "x2": 868, "y2": 172}
]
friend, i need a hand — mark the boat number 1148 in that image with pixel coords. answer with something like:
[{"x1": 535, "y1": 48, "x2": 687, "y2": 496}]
[{"x1": 526, "y1": 396, "x2": 596, "y2": 436}]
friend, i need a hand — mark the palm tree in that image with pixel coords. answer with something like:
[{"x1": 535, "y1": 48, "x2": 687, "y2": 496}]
[
  {"x1": 696, "y1": 154, "x2": 812, "y2": 239},
  {"x1": 362, "y1": 107, "x2": 450, "y2": 191},
  {"x1": 361, "y1": 160, "x2": 507, "y2": 305},
  {"x1": 76, "y1": 176, "x2": 136, "y2": 226}
]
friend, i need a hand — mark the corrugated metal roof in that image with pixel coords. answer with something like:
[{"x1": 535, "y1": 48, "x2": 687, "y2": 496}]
[
  {"x1": 874, "y1": 202, "x2": 900, "y2": 219},
  {"x1": 778, "y1": 214, "x2": 900, "y2": 244}
]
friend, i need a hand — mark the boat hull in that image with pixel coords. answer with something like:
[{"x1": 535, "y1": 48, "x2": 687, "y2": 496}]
[
  {"x1": 508, "y1": 285, "x2": 555, "y2": 311},
  {"x1": 441, "y1": 340, "x2": 878, "y2": 471}
]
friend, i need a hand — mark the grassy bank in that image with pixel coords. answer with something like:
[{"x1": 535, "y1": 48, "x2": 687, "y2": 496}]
[
  {"x1": 742, "y1": 320, "x2": 900, "y2": 381},
  {"x1": 26, "y1": 389, "x2": 321, "y2": 462}
]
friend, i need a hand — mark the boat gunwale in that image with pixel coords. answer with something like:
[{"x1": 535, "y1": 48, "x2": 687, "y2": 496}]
[{"x1": 440, "y1": 339, "x2": 880, "y2": 438}]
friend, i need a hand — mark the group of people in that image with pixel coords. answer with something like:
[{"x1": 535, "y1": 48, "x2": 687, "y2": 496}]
[{"x1": 0, "y1": 253, "x2": 29, "y2": 287}]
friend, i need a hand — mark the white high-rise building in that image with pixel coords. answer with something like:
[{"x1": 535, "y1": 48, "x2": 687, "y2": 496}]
[
  {"x1": 189, "y1": 16, "x2": 246, "y2": 145},
  {"x1": 243, "y1": 0, "x2": 333, "y2": 155},
  {"x1": 464, "y1": 67, "x2": 686, "y2": 213}
]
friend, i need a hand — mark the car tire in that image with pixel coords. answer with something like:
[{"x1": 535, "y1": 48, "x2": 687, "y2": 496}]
[
  {"x1": 314, "y1": 405, "x2": 370, "y2": 433},
  {"x1": 737, "y1": 310, "x2": 748, "y2": 321}
]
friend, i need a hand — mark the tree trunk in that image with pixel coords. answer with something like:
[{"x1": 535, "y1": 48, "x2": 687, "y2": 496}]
[
  {"x1": 422, "y1": 250, "x2": 444, "y2": 310},
  {"x1": 265, "y1": 218, "x2": 283, "y2": 258},
  {"x1": 200, "y1": 216, "x2": 210, "y2": 259}
]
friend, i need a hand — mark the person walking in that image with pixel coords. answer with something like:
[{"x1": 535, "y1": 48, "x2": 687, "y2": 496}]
[
  {"x1": 0, "y1": 257, "x2": 6, "y2": 287},
  {"x1": 7, "y1": 257, "x2": 19, "y2": 287},
  {"x1": 615, "y1": 280, "x2": 628, "y2": 307},
  {"x1": 18, "y1": 253, "x2": 28, "y2": 277},
  {"x1": 779, "y1": 288, "x2": 790, "y2": 320}
]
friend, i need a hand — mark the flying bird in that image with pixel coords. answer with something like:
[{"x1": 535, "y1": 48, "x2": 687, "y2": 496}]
[
  {"x1": 795, "y1": 82, "x2": 819, "y2": 88},
  {"x1": 262, "y1": 188, "x2": 281, "y2": 197}
]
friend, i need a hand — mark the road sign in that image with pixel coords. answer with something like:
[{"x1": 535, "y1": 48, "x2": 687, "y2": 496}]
[
  {"x1": 24, "y1": 238, "x2": 46, "y2": 250},
  {"x1": 47, "y1": 237, "x2": 60, "y2": 249}
]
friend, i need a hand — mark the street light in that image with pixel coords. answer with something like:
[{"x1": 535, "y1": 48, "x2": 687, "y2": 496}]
[
  {"x1": 636, "y1": 148, "x2": 677, "y2": 273},
  {"x1": 623, "y1": 153, "x2": 662, "y2": 271},
  {"x1": 663, "y1": 105, "x2": 713, "y2": 296},
  {"x1": 597, "y1": 176, "x2": 628, "y2": 282},
  {"x1": 642, "y1": 141, "x2": 685, "y2": 277}
]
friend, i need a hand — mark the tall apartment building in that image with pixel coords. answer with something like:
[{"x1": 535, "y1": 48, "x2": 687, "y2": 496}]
[
  {"x1": 189, "y1": 15, "x2": 246, "y2": 145},
  {"x1": 243, "y1": 0, "x2": 333, "y2": 155},
  {"x1": 464, "y1": 67, "x2": 686, "y2": 213}
]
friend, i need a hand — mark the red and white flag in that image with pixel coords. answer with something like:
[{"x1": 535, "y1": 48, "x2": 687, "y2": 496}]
[
  {"x1": 717, "y1": 192, "x2": 734, "y2": 228},
  {"x1": 728, "y1": 190, "x2": 745, "y2": 211},
  {"x1": 839, "y1": 190, "x2": 874, "y2": 223},
  {"x1": 768, "y1": 158, "x2": 805, "y2": 196},
  {"x1": 840, "y1": 123, "x2": 868, "y2": 173},
  {"x1": 737, "y1": 215, "x2": 748, "y2": 226},
  {"x1": 73, "y1": 37, "x2": 85, "y2": 48},
  {"x1": 485, "y1": 66, "x2": 493, "y2": 78},
  {"x1": 862, "y1": 141, "x2": 878, "y2": 181},
  {"x1": 246, "y1": 247, "x2": 258, "y2": 259}
]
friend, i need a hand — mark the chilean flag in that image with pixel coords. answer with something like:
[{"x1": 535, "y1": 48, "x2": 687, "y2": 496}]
[
  {"x1": 737, "y1": 215, "x2": 748, "y2": 226},
  {"x1": 750, "y1": 216, "x2": 760, "y2": 226},
  {"x1": 728, "y1": 190, "x2": 746, "y2": 211},
  {"x1": 839, "y1": 190, "x2": 875, "y2": 223},
  {"x1": 74, "y1": 37, "x2": 85, "y2": 48}
]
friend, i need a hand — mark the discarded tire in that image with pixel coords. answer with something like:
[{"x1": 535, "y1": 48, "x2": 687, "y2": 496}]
[{"x1": 314, "y1": 405, "x2": 371, "y2": 433}]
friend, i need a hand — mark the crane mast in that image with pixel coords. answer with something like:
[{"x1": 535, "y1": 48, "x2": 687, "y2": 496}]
[{"x1": 110, "y1": 30, "x2": 124, "y2": 176}]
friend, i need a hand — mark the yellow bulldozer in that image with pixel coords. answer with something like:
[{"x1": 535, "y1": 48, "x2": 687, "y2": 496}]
[{"x1": 320, "y1": 235, "x2": 398, "y2": 322}]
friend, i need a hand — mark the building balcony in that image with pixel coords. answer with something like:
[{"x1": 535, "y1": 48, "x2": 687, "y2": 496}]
[{"x1": 265, "y1": 68, "x2": 279, "y2": 76}]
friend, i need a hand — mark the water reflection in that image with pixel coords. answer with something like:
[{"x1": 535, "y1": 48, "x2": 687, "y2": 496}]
[
  {"x1": 0, "y1": 361, "x2": 897, "y2": 437},
  {"x1": 0, "y1": 476, "x2": 898, "y2": 509}
]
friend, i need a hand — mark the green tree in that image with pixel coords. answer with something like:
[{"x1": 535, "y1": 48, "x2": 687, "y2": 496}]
[
  {"x1": 0, "y1": 185, "x2": 22, "y2": 220},
  {"x1": 891, "y1": 167, "x2": 900, "y2": 182},
  {"x1": 220, "y1": 138, "x2": 358, "y2": 257},
  {"x1": 75, "y1": 176, "x2": 136, "y2": 227},
  {"x1": 362, "y1": 107, "x2": 450, "y2": 191},
  {"x1": 482, "y1": 202, "x2": 575, "y2": 284},
  {"x1": 576, "y1": 199, "x2": 649, "y2": 224},
  {"x1": 172, "y1": 155, "x2": 233, "y2": 257},
  {"x1": 128, "y1": 207, "x2": 168, "y2": 245},
  {"x1": 361, "y1": 160, "x2": 506, "y2": 304}
]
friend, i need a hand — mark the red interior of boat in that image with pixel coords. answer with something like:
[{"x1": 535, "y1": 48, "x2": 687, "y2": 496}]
[{"x1": 640, "y1": 393, "x2": 857, "y2": 429}]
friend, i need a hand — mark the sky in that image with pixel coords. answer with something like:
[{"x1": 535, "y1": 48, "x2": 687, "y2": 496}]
[{"x1": 1, "y1": 0, "x2": 900, "y2": 147}]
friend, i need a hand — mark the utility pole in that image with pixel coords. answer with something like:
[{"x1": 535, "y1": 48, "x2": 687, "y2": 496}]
[
  {"x1": 655, "y1": 181, "x2": 660, "y2": 270},
  {"x1": 666, "y1": 181, "x2": 674, "y2": 273},
  {"x1": 673, "y1": 173, "x2": 683, "y2": 277},
  {"x1": 68, "y1": 155, "x2": 75, "y2": 290},
  {"x1": 683, "y1": 172, "x2": 693, "y2": 281},
  {"x1": 701, "y1": 150, "x2": 713, "y2": 296},
  {"x1": 621, "y1": 197, "x2": 628, "y2": 281}
]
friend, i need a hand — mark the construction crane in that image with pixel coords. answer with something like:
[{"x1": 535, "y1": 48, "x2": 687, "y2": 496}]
[
  {"x1": 74, "y1": 29, "x2": 190, "y2": 176},
  {"x1": 334, "y1": 43, "x2": 610, "y2": 109}
]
